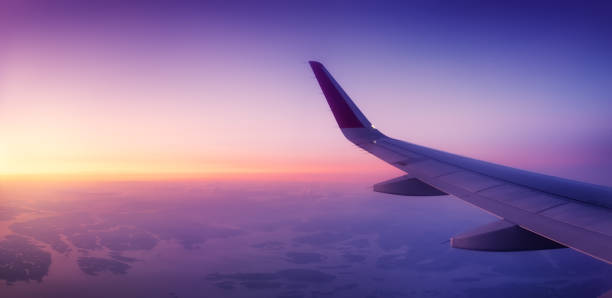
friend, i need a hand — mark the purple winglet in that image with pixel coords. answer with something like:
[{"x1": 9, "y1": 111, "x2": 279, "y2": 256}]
[{"x1": 309, "y1": 61, "x2": 365, "y2": 128}]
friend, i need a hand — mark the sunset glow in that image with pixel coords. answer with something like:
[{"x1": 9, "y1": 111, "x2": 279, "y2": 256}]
[
  {"x1": 1, "y1": 2, "x2": 612, "y2": 297},
  {"x1": 2, "y1": 1, "x2": 611, "y2": 185}
]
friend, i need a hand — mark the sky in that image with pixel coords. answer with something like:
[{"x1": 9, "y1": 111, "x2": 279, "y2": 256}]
[{"x1": 1, "y1": 0, "x2": 611, "y2": 185}]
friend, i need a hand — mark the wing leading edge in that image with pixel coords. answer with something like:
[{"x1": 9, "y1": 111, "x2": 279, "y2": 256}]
[{"x1": 309, "y1": 61, "x2": 612, "y2": 264}]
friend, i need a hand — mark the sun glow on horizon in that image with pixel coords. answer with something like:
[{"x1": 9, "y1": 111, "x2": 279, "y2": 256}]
[
  {"x1": 2, "y1": 3, "x2": 611, "y2": 185},
  {"x1": 0, "y1": 166, "x2": 400, "y2": 182},
  {"x1": 0, "y1": 152, "x2": 399, "y2": 181}
]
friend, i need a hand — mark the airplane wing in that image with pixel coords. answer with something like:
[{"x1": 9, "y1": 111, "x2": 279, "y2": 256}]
[{"x1": 309, "y1": 61, "x2": 612, "y2": 264}]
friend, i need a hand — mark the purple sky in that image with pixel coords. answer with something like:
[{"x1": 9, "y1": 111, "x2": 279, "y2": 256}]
[{"x1": 1, "y1": 1, "x2": 611, "y2": 185}]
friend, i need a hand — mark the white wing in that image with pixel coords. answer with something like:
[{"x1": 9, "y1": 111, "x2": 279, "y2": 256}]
[{"x1": 310, "y1": 61, "x2": 612, "y2": 264}]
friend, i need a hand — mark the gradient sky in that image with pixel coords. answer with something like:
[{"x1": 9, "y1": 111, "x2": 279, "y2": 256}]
[{"x1": 1, "y1": 1, "x2": 611, "y2": 184}]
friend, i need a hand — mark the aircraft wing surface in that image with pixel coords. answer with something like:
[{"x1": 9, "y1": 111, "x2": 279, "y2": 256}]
[{"x1": 309, "y1": 61, "x2": 612, "y2": 264}]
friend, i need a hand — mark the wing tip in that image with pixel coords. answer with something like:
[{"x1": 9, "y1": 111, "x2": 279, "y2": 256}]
[
  {"x1": 308, "y1": 60, "x2": 324, "y2": 72},
  {"x1": 308, "y1": 60, "x2": 367, "y2": 129}
]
